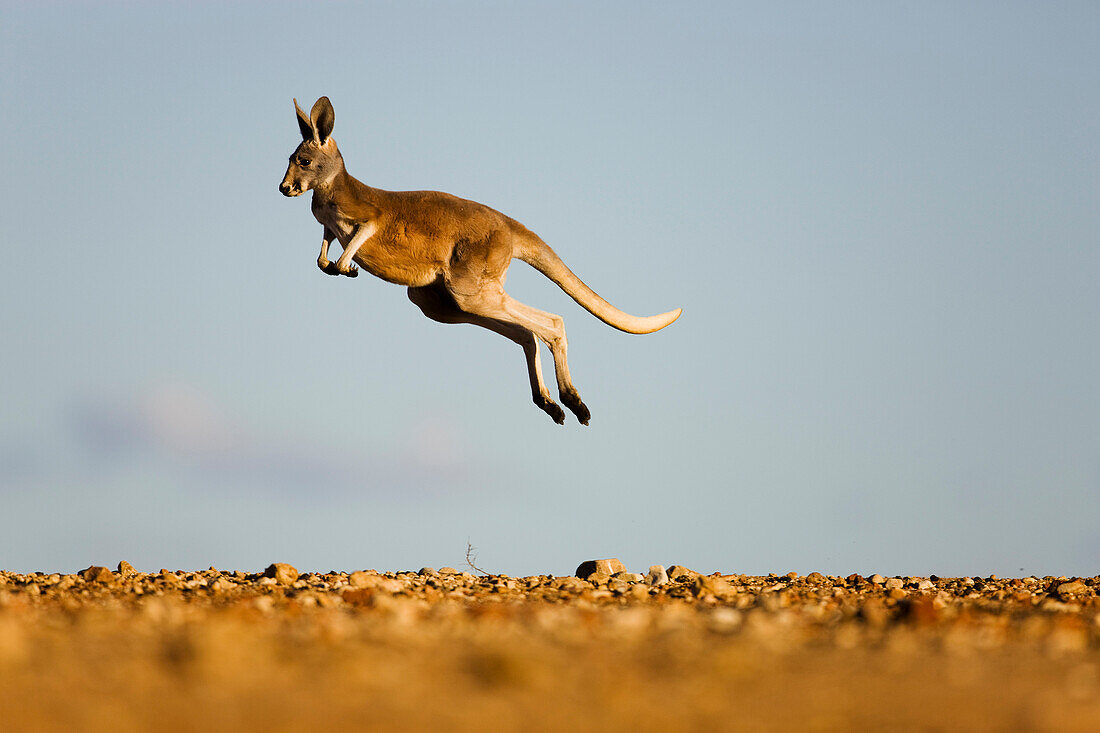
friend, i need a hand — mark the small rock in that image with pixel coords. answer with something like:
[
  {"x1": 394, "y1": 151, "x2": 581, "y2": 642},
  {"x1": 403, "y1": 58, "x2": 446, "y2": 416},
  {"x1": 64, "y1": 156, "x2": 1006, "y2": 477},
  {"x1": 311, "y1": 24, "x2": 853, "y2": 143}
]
[
  {"x1": 51, "y1": 572, "x2": 76, "y2": 589},
  {"x1": 667, "y1": 565, "x2": 699, "y2": 581},
  {"x1": 860, "y1": 599, "x2": 889, "y2": 627},
  {"x1": 884, "y1": 578, "x2": 904, "y2": 590},
  {"x1": 806, "y1": 572, "x2": 826, "y2": 583},
  {"x1": 612, "y1": 572, "x2": 645, "y2": 583},
  {"x1": 417, "y1": 567, "x2": 438, "y2": 577},
  {"x1": 868, "y1": 574, "x2": 885, "y2": 585},
  {"x1": 902, "y1": 597, "x2": 940, "y2": 626},
  {"x1": 1057, "y1": 580, "x2": 1088, "y2": 600},
  {"x1": 81, "y1": 566, "x2": 114, "y2": 584},
  {"x1": 692, "y1": 575, "x2": 733, "y2": 598},
  {"x1": 646, "y1": 565, "x2": 670, "y2": 586},
  {"x1": 553, "y1": 576, "x2": 591, "y2": 591},
  {"x1": 208, "y1": 577, "x2": 234, "y2": 593},
  {"x1": 253, "y1": 596, "x2": 275, "y2": 613},
  {"x1": 608, "y1": 580, "x2": 631, "y2": 595},
  {"x1": 917, "y1": 579, "x2": 935, "y2": 591},
  {"x1": 348, "y1": 571, "x2": 375, "y2": 588},
  {"x1": 350, "y1": 576, "x2": 402, "y2": 594},
  {"x1": 707, "y1": 608, "x2": 743, "y2": 634},
  {"x1": 575, "y1": 559, "x2": 626, "y2": 580},
  {"x1": 264, "y1": 563, "x2": 299, "y2": 585},
  {"x1": 438, "y1": 567, "x2": 459, "y2": 575},
  {"x1": 117, "y1": 561, "x2": 137, "y2": 577}
]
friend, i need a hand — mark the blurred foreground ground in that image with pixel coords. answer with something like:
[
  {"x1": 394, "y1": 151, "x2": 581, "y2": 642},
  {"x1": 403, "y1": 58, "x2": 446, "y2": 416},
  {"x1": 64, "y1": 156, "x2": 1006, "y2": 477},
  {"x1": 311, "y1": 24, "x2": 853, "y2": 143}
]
[{"x1": 1, "y1": 564, "x2": 1098, "y2": 732}]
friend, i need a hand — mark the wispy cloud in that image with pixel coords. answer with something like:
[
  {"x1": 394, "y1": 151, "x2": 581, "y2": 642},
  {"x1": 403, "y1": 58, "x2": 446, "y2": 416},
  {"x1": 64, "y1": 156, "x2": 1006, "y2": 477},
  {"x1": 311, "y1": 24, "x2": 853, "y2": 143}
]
[{"x1": 4, "y1": 382, "x2": 479, "y2": 497}]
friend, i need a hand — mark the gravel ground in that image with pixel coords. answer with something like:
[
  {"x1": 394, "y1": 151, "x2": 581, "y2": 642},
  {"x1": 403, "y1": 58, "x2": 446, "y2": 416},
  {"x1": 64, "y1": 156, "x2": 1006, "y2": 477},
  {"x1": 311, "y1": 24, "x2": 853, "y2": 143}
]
[{"x1": 1, "y1": 562, "x2": 1098, "y2": 732}]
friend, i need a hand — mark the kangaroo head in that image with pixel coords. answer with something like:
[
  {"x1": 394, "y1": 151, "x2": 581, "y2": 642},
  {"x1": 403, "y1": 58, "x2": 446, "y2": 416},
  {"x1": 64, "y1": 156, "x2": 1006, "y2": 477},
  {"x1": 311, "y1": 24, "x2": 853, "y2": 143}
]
[{"x1": 280, "y1": 96, "x2": 343, "y2": 197}]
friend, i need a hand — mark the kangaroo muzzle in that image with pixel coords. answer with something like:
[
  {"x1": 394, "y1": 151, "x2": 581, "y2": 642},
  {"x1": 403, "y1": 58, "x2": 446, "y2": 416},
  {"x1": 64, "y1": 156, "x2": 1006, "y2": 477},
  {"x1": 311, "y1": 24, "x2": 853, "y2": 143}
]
[{"x1": 280, "y1": 179, "x2": 302, "y2": 197}]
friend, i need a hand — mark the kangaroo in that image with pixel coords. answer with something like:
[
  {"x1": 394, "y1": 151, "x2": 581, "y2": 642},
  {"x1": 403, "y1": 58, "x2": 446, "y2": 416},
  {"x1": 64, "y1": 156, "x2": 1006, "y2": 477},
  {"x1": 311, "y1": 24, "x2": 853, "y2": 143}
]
[{"x1": 280, "y1": 96, "x2": 681, "y2": 425}]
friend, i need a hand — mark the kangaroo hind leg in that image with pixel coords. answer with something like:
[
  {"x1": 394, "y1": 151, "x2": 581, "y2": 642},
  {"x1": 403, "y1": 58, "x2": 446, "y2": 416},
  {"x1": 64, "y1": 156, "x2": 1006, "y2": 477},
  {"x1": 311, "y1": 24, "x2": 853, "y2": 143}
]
[
  {"x1": 407, "y1": 285, "x2": 566, "y2": 424},
  {"x1": 450, "y1": 286, "x2": 590, "y2": 425}
]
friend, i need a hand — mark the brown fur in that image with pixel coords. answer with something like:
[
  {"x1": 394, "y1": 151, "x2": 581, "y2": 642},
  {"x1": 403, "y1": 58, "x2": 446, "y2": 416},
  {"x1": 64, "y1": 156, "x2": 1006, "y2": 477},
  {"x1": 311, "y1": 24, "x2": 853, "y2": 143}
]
[{"x1": 280, "y1": 97, "x2": 681, "y2": 425}]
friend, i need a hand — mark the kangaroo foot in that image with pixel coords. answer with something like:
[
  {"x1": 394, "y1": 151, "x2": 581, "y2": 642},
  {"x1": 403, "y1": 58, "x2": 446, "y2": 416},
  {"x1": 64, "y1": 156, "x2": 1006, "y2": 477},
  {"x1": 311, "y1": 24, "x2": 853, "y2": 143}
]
[
  {"x1": 321, "y1": 261, "x2": 341, "y2": 276},
  {"x1": 336, "y1": 263, "x2": 359, "y2": 277},
  {"x1": 537, "y1": 396, "x2": 566, "y2": 425},
  {"x1": 561, "y1": 392, "x2": 590, "y2": 426}
]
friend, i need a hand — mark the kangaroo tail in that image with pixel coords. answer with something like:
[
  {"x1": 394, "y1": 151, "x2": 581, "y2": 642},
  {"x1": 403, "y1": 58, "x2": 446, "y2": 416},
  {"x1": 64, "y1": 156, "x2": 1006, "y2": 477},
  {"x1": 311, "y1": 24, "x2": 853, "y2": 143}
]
[{"x1": 515, "y1": 233, "x2": 682, "y2": 335}]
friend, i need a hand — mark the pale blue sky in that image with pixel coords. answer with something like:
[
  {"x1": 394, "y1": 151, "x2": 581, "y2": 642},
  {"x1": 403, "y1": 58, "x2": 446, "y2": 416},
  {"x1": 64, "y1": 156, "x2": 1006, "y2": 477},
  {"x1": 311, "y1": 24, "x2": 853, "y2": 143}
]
[{"x1": 1, "y1": 2, "x2": 1097, "y2": 577}]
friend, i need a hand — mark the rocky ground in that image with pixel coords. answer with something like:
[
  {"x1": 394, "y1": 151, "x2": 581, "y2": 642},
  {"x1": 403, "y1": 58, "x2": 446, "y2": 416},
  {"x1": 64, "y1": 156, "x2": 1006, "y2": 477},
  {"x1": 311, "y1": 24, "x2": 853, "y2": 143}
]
[{"x1": 1, "y1": 560, "x2": 1098, "y2": 732}]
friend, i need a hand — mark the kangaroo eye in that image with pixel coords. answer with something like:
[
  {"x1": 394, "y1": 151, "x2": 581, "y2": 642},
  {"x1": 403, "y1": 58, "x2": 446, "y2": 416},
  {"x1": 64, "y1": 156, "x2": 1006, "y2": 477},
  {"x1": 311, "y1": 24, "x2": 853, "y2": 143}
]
[{"x1": 299, "y1": 158, "x2": 311, "y2": 167}]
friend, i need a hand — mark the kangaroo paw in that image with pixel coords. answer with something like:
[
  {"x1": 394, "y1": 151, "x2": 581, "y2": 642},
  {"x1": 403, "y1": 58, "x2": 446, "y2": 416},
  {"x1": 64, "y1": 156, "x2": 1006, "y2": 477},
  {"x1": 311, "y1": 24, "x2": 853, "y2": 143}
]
[
  {"x1": 321, "y1": 261, "x2": 341, "y2": 276},
  {"x1": 343, "y1": 266, "x2": 358, "y2": 278},
  {"x1": 562, "y1": 392, "x2": 590, "y2": 426}
]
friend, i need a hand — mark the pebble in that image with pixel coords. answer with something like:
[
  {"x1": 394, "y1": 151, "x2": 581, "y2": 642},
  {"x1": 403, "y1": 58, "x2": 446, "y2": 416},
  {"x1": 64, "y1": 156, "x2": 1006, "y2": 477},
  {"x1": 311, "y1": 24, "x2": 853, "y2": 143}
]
[
  {"x1": 264, "y1": 563, "x2": 299, "y2": 585},
  {"x1": 646, "y1": 565, "x2": 670, "y2": 586},
  {"x1": 438, "y1": 567, "x2": 459, "y2": 575},
  {"x1": 575, "y1": 559, "x2": 625, "y2": 580},
  {"x1": 884, "y1": 578, "x2": 904, "y2": 590},
  {"x1": 117, "y1": 561, "x2": 137, "y2": 577},
  {"x1": 917, "y1": 579, "x2": 935, "y2": 591},
  {"x1": 418, "y1": 567, "x2": 438, "y2": 577},
  {"x1": 869, "y1": 574, "x2": 885, "y2": 585}
]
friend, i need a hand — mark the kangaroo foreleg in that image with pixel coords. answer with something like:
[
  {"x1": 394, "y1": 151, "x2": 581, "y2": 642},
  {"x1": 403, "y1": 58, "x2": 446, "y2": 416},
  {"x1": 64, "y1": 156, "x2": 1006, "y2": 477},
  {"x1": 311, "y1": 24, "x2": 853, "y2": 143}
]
[
  {"x1": 317, "y1": 227, "x2": 344, "y2": 276},
  {"x1": 333, "y1": 222, "x2": 380, "y2": 278}
]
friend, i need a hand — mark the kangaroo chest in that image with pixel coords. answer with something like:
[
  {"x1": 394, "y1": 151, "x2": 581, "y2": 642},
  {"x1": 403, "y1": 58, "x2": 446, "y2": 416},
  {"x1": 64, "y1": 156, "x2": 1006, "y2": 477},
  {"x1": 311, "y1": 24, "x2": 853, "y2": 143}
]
[
  {"x1": 311, "y1": 197, "x2": 359, "y2": 243},
  {"x1": 310, "y1": 195, "x2": 438, "y2": 287}
]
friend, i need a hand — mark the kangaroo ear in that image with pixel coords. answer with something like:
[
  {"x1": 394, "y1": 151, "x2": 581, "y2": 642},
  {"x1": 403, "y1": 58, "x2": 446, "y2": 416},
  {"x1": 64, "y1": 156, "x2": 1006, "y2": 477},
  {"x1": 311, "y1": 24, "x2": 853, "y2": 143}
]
[
  {"x1": 311, "y1": 96, "x2": 335, "y2": 144},
  {"x1": 294, "y1": 98, "x2": 315, "y2": 142}
]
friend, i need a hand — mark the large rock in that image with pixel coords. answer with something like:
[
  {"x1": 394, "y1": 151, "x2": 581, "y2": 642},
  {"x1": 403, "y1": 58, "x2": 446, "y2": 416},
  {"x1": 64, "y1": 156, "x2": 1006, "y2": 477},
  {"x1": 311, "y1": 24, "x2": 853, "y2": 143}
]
[{"x1": 575, "y1": 559, "x2": 626, "y2": 580}]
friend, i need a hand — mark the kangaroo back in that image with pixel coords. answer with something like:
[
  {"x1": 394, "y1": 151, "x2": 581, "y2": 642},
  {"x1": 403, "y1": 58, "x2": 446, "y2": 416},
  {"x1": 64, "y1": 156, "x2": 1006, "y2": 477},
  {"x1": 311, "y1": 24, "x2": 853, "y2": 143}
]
[{"x1": 515, "y1": 233, "x2": 681, "y2": 335}]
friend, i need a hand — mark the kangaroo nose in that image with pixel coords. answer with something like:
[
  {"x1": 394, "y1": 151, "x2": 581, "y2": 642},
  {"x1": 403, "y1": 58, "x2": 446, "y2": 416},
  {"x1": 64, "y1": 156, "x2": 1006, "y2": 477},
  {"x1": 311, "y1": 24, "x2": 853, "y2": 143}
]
[{"x1": 279, "y1": 182, "x2": 290, "y2": 195}]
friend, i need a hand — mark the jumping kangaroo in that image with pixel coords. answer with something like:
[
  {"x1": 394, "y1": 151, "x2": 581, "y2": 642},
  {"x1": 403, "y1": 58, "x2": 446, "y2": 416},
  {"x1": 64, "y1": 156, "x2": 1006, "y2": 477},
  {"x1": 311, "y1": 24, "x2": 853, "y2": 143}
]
[{"x1": 279, "y1": 96, "x2": 681, "y2": 425}]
